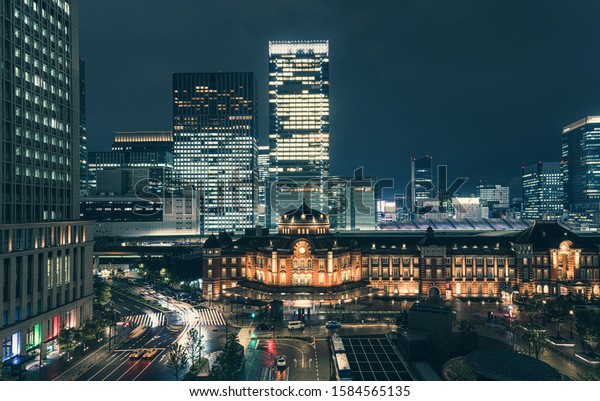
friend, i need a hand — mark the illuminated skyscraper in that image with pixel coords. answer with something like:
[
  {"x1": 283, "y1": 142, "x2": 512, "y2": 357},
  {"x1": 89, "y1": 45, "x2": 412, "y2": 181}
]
[
  {"x1": 1, "y1": 0, "x2": 95, "y2": 367},
  {"x1": 268, "y1": 40, "x2": 330, "y2": 228},
  {"x1": 562, "y1": 117, "x2": 600, "y2": 225},
  {"x1": 409, "y1": 156, "x2": 433, "y2": 213},
  {"x1": 522, "y1": 162, "x2": 562, "y2": 220},
  {"x1": 79, "y1": 58, "x2": 89, "y2": 191},
  {"x1": 257, "y1": 145, "x2": 269, "y2": 227},
  {"x1": 172, "y1": 73, "x2": 258, "y2": 233},
  {"x1": 87, "y1": 131, "x2": 174, "y2": 193}
]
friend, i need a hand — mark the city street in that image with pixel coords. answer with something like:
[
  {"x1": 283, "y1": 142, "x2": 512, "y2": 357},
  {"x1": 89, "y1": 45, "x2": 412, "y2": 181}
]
[
  {"x1": 243, "y1": 322, "x2": 392, "y2": 381},
  {"x1": 63, "y1": 287, "x2": 229, "y2": 381}
]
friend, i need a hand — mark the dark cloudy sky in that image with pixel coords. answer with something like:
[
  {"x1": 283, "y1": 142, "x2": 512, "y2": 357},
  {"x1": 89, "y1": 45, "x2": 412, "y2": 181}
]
[{"x1": 79, "y1": 0, "x2": 600, "y2": 197}]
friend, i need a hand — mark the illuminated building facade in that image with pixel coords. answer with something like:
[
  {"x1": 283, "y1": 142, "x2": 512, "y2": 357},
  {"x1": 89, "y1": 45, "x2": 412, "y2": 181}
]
[
  {"x1": 522, "y1": 162, "x2": 563, "y2": 220},
  {"x1": 88, "y1": 131, "x2": 174, "y2": 193},
  {"x1": 257, "y1": 145, "x2": 269, "y2": 227},
  {"x1": 562, "y1": 117, "x2": 600, "y2": 226},
  {"x1": 79, "y1": 58, "x2": 88, "y2": 191},
  {"x1": 1, "y1": 0, "x2": 95, "y2": 369},
  {"x1": 268, "y1": 40, "x2": 330, "y2": 228},
  {"x1": 409, "y1": 156, "x2": 433, "y2": 214},
  {"x1": 476, "y1": 184, "x2": 509, "y2": 218},
  {"x1": 173, "y1": 72, "x2": 258, "y2": 233},
  {"x1": 326, "y1": 176, "x2": 378, "y2": 231},
  {"x1": 82, "y1": 191, "x2": 202, "y2": 238},
  {"x1": 202, "y1": 206, "x2": 600, "y2": 308}
]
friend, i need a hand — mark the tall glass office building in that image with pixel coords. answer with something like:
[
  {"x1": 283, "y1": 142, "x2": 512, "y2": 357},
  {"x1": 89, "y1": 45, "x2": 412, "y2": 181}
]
[
  {"x1": 1, "y1": 0, "x2": 94, "y2": 369},
  {"x1": 522, "y1": 162, "x2": 563, "y2": 220},
  {"x1": 257, "y1": 145, "x2": 269, "y2": 227},
  {"x1": 79, "y1": 58, "x2": 88, "y2": 191},
  {"x1": 268, "y1": 40, "x2": 330, "y2": 228},
  {"x1": 172, "y1": 73, "x2": 258, "y2": 233},
  {"x1": 562, "y1": 117, "x2": 600, "y2": 220},
  {"x1": 409, "y1": 156, "x2": 433, "y2": 213}
]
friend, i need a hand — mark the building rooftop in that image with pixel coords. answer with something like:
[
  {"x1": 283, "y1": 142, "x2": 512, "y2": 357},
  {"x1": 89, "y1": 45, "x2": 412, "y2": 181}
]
[{"x1": 465, "y1": 349, "x2": 562, "y2": 381}]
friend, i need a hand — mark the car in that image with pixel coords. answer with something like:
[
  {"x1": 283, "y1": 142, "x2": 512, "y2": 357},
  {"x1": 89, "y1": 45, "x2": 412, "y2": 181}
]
[
  {"x1": 143, "y1": 348, "x2": 158, "y2": 359},
  {"x1": 325, "y1": 321, "x2": 342, "y2": 329},
  {"x1": 276, "y1": 355, "x2": 287, "y2": 368},
  {"x1": 129, "y1": 349, "x2": 145, "y2": 360},
  {"x1": 256, "y1": 323, "x2": 274, "y2": 331},
  {"x1": 287, "y1": 321, "x2": 305, "y2": 330}
]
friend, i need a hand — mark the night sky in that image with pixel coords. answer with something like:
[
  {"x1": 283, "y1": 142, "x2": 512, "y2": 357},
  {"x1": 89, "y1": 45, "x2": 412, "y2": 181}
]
[{"x1": 80, "y1": 1, "x2": 600, "y2": 197}]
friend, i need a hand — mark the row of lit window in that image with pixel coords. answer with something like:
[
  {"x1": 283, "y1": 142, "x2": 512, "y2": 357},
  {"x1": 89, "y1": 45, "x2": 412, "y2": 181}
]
[
  {"x1": 14, "y1": 126, "x2": 71, "y2": 148},
  {"x1": 14, "y1": 67, "x2": 71, "y2": 102},
  {"x1": 14, "y1": 88, "x2": 65, "y2": 117},
  {"x1": 14, "y1": 30, "x2": 71, "y2": 73}
]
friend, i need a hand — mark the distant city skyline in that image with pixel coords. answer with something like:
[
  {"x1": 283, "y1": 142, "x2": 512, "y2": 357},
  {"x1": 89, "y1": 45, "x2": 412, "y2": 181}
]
[{"x1": 79, "y1": 1, "x2": 600, "y2": 195}]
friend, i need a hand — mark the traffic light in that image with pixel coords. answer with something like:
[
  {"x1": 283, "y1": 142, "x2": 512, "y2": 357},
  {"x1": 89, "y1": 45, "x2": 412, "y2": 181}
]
[{"x1": 251, "y1": 313, "x2": 256, "y2": 318}]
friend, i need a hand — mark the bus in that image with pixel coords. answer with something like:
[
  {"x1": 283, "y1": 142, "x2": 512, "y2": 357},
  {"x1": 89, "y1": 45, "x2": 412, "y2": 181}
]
[
  {"x1": 334, "y1": 353, "x2": 352, "y2": 381},
  {"x1": 331, "y1": 334, "x2": 346, "y2": 354}
]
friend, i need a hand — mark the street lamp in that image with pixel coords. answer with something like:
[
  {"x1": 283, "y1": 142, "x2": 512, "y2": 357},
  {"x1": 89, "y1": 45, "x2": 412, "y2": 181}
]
[{"x1": 569, "y1": 310, "x2": 574, "y2": 338}]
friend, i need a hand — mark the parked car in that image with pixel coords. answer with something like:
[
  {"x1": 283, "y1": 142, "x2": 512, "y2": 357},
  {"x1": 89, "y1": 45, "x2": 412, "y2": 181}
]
[
  {"x1": 276, "y1": 355, "x2": 287, "y2": 368},
  {"x1": 256, "y1": 323, "x2": 274, "y2": 331},
  {"x1": 325, "y1": 321, "x2": 342, "y2": 329}
]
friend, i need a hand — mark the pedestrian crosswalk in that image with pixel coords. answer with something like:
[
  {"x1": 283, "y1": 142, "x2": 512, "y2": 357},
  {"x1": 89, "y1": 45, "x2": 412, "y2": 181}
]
[
  {"x1": 122, "y1": 312, "x2": 166, "y2": 328},
  {"x1": 197, "y1": 308, "x2": 226, "y2": 326}
]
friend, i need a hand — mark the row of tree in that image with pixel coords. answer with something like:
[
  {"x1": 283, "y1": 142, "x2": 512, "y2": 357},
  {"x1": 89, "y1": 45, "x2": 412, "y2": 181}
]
[
  {"x1": 165, "y1": 329, "x2": 245, "y2": 381},
  {"x1": 514, "y1": 291, "x2": 600, "y2": 355},
  {"x1": 166, "y1": 327, "x2": 204, "y2": 380}
]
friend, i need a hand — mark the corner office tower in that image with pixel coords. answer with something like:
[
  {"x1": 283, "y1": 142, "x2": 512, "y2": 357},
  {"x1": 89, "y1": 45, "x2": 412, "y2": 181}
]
[
  {"x1": 1, "y1": 0, "x2": 95, "y2": 368},
  {"x1": 172, "y1": 73, "x2": 258, "y2": 233},
  {"x1": 268, "y1": 40, "x2": 330, "y2": 228}
]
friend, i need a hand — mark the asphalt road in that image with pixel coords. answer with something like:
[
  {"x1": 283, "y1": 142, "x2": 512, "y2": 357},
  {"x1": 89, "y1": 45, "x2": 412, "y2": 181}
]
[
  {"x1": 244, "y1": 324, "x2": 391, "y2": 381},
  {"x1": 73, "y1": 287, "x2": 229, "y2": 381}
]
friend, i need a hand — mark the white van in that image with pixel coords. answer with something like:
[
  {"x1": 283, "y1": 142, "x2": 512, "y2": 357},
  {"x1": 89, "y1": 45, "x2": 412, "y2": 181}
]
[{"x1": 287, "y1": 320, "x2": 305, "y2": 330}]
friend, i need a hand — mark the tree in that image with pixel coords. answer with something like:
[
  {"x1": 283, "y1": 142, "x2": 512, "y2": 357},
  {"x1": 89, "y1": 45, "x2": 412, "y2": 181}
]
[
  {"x1": 514, "y1": 290, "x2": 542, "y2": 325},
  {"x1": 210, "y1": 333, "x2": 245, "y2": 380},
  {"x1": 457, "y1": 321, "x2": 479, "y2": 355},
  {"x1": 80, "y1": 320, "x2": 97, "y2": 350},
  {"x1": 94, "y1": 276, "x2": 112, "y2": 307},
  {"x1": 91, "y1": 311, "x2": 110, "y2": 340},
  {"x1": 445, "y1": 359, "x2": 477, "y2": 381},
  {"x1": 166, "y1": 343, "x2": 189, "y2": 381},
  {"x1": 57, "y1": 327, "x2": 80, "y2": 361},
  {"x1": 185, "y1": 328, "x2": 204, "y2": 366},
  {"x1": 580, "y1": 364, "x2": 600, "y2": 381},
  {"x1": 528, "y1": 329, "x2": 547, "y2": 360},
  {"x1": 544, "y1": 296, "x2": 573, "y2": 339},
  {"x1": 396, "y1": 310, "x2": 409, "y2": 331},
  {"x1": 575, "y1": 309, "x2": 600, "y2": 356}
]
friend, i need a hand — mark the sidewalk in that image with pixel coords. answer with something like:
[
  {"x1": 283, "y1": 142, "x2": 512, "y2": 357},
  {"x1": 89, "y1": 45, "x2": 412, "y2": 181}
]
[{"x1": 23, "y1": 325, "x2": 131, "y2": 381}]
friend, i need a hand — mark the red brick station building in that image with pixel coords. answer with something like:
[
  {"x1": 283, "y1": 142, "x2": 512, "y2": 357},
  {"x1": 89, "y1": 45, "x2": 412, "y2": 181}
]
[{"x1": 201, "y1": 202, "x2": 600, "y2": 311}]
